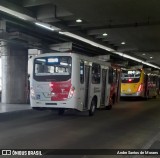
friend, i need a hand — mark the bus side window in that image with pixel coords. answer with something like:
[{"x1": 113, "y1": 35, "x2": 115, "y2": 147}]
[
  {"x1": 109, "y1": 68, "x2": 114, "y2": 84},
  {"x1": 92, "y1": 63, "x2": 101, "y2": 84},
  {"x1": 80, "y1": 60, "x2": 84, "y2": 84}
]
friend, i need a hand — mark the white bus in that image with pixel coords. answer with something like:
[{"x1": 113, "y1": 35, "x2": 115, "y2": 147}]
[{"x1": 30, "y1": 53, "x2": 114, "y2": 116}]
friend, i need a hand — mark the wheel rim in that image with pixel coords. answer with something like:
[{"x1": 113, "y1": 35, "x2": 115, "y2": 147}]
[
  {"x1": 92, "y1": 104, "x2": 95, "y2": 112},
  {"x1": 91, "y1": 101, "x2": 96, "y2": 112}
]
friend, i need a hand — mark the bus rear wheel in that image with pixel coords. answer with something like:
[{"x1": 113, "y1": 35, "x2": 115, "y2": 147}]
[
  {"x1": 58, "y1": 109, "x2": 65, "y2": 115},
  {"x1": 89, "y1": 99, "x2": 96, "y2": 116}
]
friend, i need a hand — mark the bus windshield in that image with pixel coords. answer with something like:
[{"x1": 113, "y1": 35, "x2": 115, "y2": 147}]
[
  {"x1": 121, "y1": 70, "x2": 141, "y2": 83},
  {"x1": 34, "y1": 56, "x2": 72, "y2": 82}
]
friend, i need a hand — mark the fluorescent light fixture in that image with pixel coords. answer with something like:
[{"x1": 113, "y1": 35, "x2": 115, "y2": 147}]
[
  {"x1": 121, "y1": 42, "x2": 126, "y2": 45},
  {"x1": 35, "y1": 22, "x2": 61, "y2": 31},
  {"x1": 35, "y1": 22, "x2": 55, "y2": 31},
  {"x1": 76, "y1": 19, "x2": 82, "y2": 23},
  {"x1": 103, "y1": 33, "x2": 108, "y2": 36},
  {"x1": 59, "y1": 31, "x2": 65, "y2": 34},
  {"x1": 0, "y1": 5, "x2": 35, "y2": 21},
  {"x1": 114, "y1": 51, "x2": 123, "y2": 56},
  {"x1": 123, "y1": 54, "x2": 143, "y2": 63},
  {"x1": 59, "y1": 31, "x2": 160, "y2": 70},
  {"x1": 59, "y1": 31, "x2": 114, "y2": 52}
]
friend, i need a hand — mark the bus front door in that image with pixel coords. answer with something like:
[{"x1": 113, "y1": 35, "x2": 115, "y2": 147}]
[{"x1": 100, "y1": 69, "x2": 107, "y2": 106}]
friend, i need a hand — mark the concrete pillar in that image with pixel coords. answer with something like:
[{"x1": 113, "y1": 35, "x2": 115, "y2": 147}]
[
  {"x1": 0, "y1": 21, "x2": 6, "y2": 32},
  {"x1": 1, "y1": 42, "x2": 28, "y2": 104}
]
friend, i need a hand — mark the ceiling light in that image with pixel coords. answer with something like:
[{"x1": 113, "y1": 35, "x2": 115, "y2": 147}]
[
  {"x1": 121, "y1": 42, "x2": 126, "y2": 45},
  {"x1": 76, "y1": 19, "x2": 82, "y2": 23},
  {"x1": 103, "y1": 33, "x2": 108, "y2": 36},
  {"x1": 150, "y1": 56, "x2": 153, "y2": 59},
  {"x1": 142, "y1": 53, "x2": 146, "y2": 56}
]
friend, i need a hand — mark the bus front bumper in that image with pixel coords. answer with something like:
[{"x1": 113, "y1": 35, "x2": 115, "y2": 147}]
[
  {"x1": 121, "y1": 91, "x2": 143, "y2": 97},
  {"x1": 30, "y1": 97, "x2": 82, "y2": 111}
]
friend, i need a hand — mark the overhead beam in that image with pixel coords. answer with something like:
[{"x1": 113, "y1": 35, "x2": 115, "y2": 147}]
[
  {"x1": 40, "y1": 18, "x2": 60, "y2": 23},
  {"x1": 36, "y1": 4, "x2": 73, "y2": 21},
  {"x1": 87, "y1": 21, "x2": 160, "y2": 35},
  {"x1": 0, "y1": 0, "x2": 35, "y2": 21},
  {"x1": 9, "y1": 32, "x2": 41, "y2": 42},
  {"x1": 23, "y1": 0, "x2": 54, "y2": 7},
  {"x1": 67, "y1": 21, "x2": 88, "y2": 27},
  {"x1": 122, "y1": 49, "x2": 160, "y2": 53},
  {"x1": 88, "y1": 29, "x2": 110, "y2": 36}
]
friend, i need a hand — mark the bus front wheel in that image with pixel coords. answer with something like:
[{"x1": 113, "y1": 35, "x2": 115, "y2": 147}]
[{"x1": 89, "y1": 99, "x2": 96, "y2": 116}]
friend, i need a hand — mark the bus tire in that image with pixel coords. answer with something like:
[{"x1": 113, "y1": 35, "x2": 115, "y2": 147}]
[
  {"x1": 89, "y1": 98, "x2": 96, "y2": 116},
  {"x1": 58, "y1": 109, "x2": 65, "y2": 115}
]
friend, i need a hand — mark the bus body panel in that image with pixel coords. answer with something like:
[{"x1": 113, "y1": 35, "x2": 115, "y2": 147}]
[
  {"x1": 121, "y1": 83, "x2": 143, "y2": 96},
  {"x1": 30, "y1": 52, "x2": 115, "y2": 112}
]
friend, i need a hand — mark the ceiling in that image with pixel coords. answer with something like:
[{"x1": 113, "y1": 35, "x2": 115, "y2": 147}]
[{"x1": 0, "y1": 0, "x2": 160, "y2": 68}]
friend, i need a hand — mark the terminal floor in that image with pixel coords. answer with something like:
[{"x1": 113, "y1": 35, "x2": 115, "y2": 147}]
[
  {"x1": 0, "y1": 103, "x2": 31, "y2": 113},
  {"x1": 0, "y1": 98, "x2": 160, "y2": 158}
]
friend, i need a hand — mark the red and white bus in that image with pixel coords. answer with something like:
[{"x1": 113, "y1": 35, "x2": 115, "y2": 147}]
[{"x1": 30, "y1": 52, "x2": 116, "y2": 116}]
